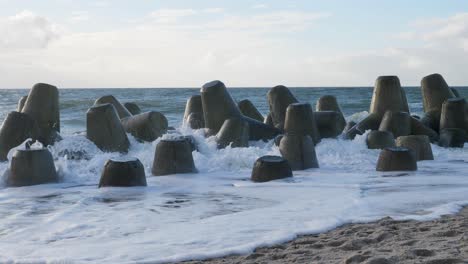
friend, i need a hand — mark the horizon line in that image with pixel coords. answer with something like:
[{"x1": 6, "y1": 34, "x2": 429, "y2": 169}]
[{"x1": 1, "y1": 85, "x2": 467, "y2": 89}]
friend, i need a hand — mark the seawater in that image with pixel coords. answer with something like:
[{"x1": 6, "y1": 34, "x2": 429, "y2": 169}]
[{"x1": 0, "y1": 87, "x2": 467, "y2": 263}]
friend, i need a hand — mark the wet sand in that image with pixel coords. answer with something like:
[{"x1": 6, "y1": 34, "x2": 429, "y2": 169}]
[{"x1": 184, "y1": 207, "x2": 468, "y2": 264}]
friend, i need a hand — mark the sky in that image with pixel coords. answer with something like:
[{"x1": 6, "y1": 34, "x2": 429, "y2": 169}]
[{"x1": 0, "y1": 0, "x2": 468, "y2": 88}]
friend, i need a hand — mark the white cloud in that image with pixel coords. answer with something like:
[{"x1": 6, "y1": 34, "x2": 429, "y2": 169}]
[
  {"x1": 202, "y1": 8, "x2": 225, "y2": 14},
  {"x1": 2, "y1": 10, "x2": 468, "y2": 88},
  {"x1": 90, "y1": 1, "x2": 110, "y2": 8},
  {"x1": 252, "y1": 4, "x2": 268, "y2": 9},
  {"x1": 202, "y1": 11, "x2": 331, "y2": 33},
  {"x1": 300, "y1": 12, "x2": 468, "y2": 86},
  {"x1": 70, "y1": 11, "x2": 89, "y2": 23},
  {"x1": 149, "y1": 8, "x2": 197, "y2": 24},
  {"x1": 0, "y1": 10, "x2": 61, "y2": 50}
]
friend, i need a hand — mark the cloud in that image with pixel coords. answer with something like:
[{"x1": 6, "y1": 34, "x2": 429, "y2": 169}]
[
  {"x1": 252, "y1": 4, "x2": 268, "y2": 9},
  {"x1": 202, "y1": 8, "x2": 225, "y2": 14},
  {"x1": 302, "y1": 13, "x2": 468, "y2": 86},
  {"x1": 90, "y1": 1, "x2": 110, "y2": 8},
  {"x1": 149, "y1": 8, "x2": 198, "y2": 24},
  {"x1": 0, "y1": 10, "x2": 61, "y2": 50},
  {"x1": 2, "y1": 9, "x2": 467, "y2": 88},
  {"x1": 70, "y1": 11, "x2": 90, "y2": 23},
  {"x1": 192, "y1": 11, "x2": 331, "y2": 33}
]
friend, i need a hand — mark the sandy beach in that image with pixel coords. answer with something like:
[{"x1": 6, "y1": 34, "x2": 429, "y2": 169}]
[{"x1": 185, "y1": 208, "x2": 468, "y2": 264}]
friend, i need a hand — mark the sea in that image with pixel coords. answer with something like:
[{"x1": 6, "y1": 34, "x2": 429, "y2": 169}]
[{"x1": 0, "y1": 87, "x2": 467, "y2": 263}]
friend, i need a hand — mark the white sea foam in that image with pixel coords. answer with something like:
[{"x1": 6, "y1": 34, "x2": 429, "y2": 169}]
[{"x1": 0, "y1": 126, "x2": 468, "y2": 263}]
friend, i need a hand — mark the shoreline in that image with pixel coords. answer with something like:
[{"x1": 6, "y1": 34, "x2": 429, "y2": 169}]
[{"x1": 184, "y1": 207, "x2": 468, "y2": 264}]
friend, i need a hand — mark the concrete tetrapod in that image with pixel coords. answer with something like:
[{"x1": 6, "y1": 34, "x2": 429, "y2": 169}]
[
  {"x1": 17, "y1": 96, "x2": 27, "y2": 112},
  {"x1": 152, "y1": 138, "x2": 197, "y2": 176},
  {"x1": 279, "y1": 134, "x2": 319, "y2": 171},
  {"x1": 0, "y1": 111, "x2": 37, "y2": 161},
  {"x1": 216, "y1": 117, "x2": 249, "y2": 148},
  {"x1": 201, "y1": 80, "x2": 280, "y2": 140},
  {"x1": 4, "y1": 146, "x2": 58, "y2": 187},
  {"x1": 378, "y1": 111, "x2": 411, "y2": 138},
  {"x1": 314, "y1": 111, "x2": 346, "y2": 138},
  {"x1": 438, "y1": 128, "x2": 466, "y2": 148},
  {"x1": 267, "y1": 85, "x2": 298, "y2": 130},
  {"x1": 98, "y1": 158, "x2": 147, "y2": 187},
  {"x1": 396, "y1": 135, "x2": 433, "y2": 161},
  {"x1": 451, "y1": 88, "x2": 461, "y2": 98},
  {"x1": 94, "y1": 95, "x2": 132, "y2": 119},
  {"x1": 420, "y1": 73, "x2": 455, "y2": 132},
  {"x1": 421, "y1": 73, "x2": 455, "y2": 113},
  {"x1": 420, "y1": 109, "x2": 441, "y2": 133},
  {"x1": 274, "y1": 134, "x2": 284, "y2": 147},
  {"x1": 86, "y1": 104, "x2": 130, "y2": 152},
  {"x1": 124, "y1": 102, "x2": 142, "y2": 115},
  {"x1": 177, "y1": 135, "x2": 198, "y2": 152},
  {"x1": 238, "y1": 99, "x2": 264, "y2": 122},
  {"x1": 21, "y1": 83, "x2": 60, "y2": 146},
  {"x1": 370, "y1": 76, "x2": 409, "y2": 117},
  {"x1": 186, "y1": 113, "x2": 205, "y2": 130},
  {"x1": 121, "y1": 111, "x2": 168, "y2": 142},
  {"x1": 183, "y1": 95, "x2": 205, "y2": 129},
  {"x1": 343, "y1": 121, "x2": 357, "y2": 135},
  {"x1": 284, "y1": 103, "x2": 321, "y2": 144},
  {"x1": 251, "y1": 155, "x2": 293, "y2": 183},
  {"x1": 345, "y1": 113, "x2": 382, "y2": 139},
  {"x1": 410, "y1": 117, "x2": 439, "y2": 143},
  {"x1": 440, "y1": 98, "x2": 466, "y2": 131},
  {"x1": 200, "y1": 80, "x2": 240, "y2": 135},
  {"x1": 316, "y1": 95, "x2": 343, "y2": 113},
  {"x1": 264, "y1": 113, "x2": 274, "y2": 126},
  {"x1": 376, "y1": 147, "x2": 417, "y2": 172},
  {"x1": 366, "y1": 130, "x2": 395, "y2": 149},
  {"x1": 346, "y1": 75, "x2": 409, "y2": 140}
]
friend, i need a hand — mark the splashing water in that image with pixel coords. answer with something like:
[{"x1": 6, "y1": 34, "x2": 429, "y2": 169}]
[{"x1": 0, "y1": 87, "x2": 467, "y2": 263}]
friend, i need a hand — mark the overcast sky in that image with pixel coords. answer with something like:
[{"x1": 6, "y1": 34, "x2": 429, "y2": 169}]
[{"x1": 0, "y1": 0, "x2": 468, "y2": 88}]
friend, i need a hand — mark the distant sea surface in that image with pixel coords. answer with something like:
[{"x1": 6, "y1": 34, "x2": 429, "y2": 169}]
[{"x1": 2, "y1": 86, "x2": 467, "y2": 134}]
